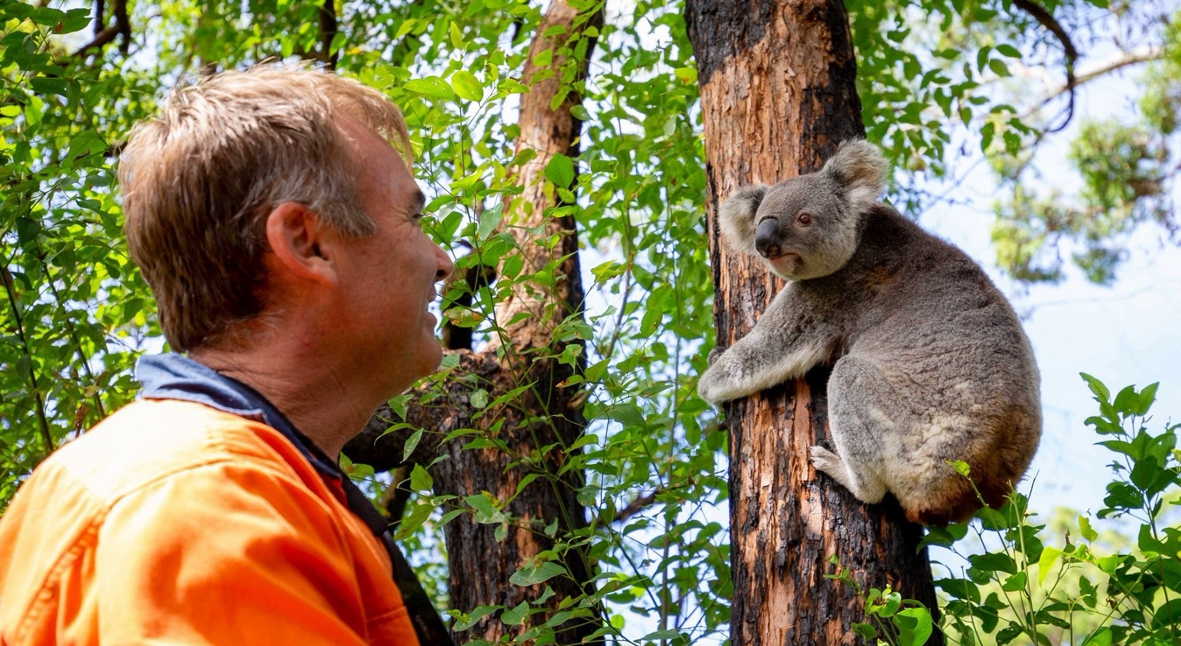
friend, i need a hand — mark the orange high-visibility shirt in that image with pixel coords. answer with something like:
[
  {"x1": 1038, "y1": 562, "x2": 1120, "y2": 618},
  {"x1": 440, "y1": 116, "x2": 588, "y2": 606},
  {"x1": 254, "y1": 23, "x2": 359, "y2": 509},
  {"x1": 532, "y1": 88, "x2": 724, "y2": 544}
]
[{"x1": 0, "y1": 399, "x2": 421, "y2": 645}]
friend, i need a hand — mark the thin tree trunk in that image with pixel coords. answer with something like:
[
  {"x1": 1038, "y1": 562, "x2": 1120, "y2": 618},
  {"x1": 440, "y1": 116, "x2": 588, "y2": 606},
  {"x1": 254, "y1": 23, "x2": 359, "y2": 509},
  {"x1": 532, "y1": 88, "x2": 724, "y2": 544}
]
[
  {"x1": 683, "y1": 1, "x2": 941, "y2": 644},
  {"x1": 346, "y1": 2, "x2": 603, "y2": 643}
]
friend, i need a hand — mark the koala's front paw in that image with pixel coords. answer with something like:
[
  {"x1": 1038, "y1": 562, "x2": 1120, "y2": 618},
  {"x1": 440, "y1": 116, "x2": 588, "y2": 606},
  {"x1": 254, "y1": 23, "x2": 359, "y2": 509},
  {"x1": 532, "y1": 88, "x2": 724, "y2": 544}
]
[
  {"x1": 707, "y1": 347, "x2": 724, "y2": 366},
  {"x1": 697, "y1": 369, "x2": 721, "y2": 404},
  {"x1": 809, "y1": 445, "x2": 845, "y2": 478}
]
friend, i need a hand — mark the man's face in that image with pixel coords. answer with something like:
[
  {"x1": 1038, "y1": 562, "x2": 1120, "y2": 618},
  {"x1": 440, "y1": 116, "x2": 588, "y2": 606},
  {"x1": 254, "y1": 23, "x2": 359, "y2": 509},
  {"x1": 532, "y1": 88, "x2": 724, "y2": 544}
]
[{"x1": 331, "y1": 118, "x2": 453, "y2": 394}]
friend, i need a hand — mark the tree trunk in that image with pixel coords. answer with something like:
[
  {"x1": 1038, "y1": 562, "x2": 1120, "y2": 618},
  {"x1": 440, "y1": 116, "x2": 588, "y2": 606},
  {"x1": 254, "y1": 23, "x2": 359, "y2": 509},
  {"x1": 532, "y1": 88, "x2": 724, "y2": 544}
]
[
  {"x1": 346, "y1": 2, "x2": 603, "y2": 644},
  {"x1": 683, "y1": 1, "x2": 941, "y2": 644}
]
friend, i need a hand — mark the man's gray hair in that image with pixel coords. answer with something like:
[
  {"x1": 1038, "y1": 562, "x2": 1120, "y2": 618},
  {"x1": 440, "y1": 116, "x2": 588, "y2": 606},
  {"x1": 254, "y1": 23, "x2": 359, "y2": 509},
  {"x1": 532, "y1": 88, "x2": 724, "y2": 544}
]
[{"x1": 119, "y1": 63, "x2": 412, "y2": 351}]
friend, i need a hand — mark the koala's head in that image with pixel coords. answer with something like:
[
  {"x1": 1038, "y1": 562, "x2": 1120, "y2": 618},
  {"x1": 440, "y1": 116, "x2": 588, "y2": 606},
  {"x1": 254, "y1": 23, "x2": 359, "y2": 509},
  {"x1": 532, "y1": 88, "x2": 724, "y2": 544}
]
[{"x1": 718, "y1": 139, "x2": 887, "y2": 280}]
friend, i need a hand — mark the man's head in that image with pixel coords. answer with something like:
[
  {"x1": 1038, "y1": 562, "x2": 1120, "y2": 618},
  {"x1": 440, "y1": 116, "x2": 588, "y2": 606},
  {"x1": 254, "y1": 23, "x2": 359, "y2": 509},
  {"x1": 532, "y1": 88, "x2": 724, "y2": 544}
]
[{"x1": 120, "y1": 63, "x2": 453, "y2": 389}]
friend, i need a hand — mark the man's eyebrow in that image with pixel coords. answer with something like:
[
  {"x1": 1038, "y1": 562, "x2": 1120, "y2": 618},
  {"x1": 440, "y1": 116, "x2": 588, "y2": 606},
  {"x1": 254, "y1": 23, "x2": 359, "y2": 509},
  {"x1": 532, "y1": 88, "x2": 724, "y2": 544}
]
[{"x1": 412, "y1": 189, "x2": 426, "y2": 214}]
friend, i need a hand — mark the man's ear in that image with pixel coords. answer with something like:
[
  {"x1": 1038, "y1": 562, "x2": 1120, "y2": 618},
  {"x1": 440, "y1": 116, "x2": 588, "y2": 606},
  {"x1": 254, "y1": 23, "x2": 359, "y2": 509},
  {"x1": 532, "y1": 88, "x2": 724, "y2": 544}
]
[
  {"x1": 823, "y1": 139, "x2": 887, "y2": 214},
  {"x1": 718, "y1": 184, "x2": 767, "y2": 256},
  {"x1": 265, "y1": 202, "x2": 338, "y2": 286}
]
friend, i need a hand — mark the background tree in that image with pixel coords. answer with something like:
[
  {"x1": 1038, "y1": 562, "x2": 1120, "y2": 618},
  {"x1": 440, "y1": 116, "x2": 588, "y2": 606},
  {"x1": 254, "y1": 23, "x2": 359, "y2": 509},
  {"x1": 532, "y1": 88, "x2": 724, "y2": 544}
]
[
  {"x1": 343, "y1": 1, "x2": 608, "y2": 642},
  {"x1": 2, "y1": 1, "x2": 1180, "y2": 645}
]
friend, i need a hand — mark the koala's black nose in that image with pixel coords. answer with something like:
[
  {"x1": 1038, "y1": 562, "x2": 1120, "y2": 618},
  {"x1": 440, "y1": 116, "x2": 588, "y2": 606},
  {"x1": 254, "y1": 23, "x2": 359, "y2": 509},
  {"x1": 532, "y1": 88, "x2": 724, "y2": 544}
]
[{"x1": 755, "y1": 218, "x2": 781, "y2": 258}]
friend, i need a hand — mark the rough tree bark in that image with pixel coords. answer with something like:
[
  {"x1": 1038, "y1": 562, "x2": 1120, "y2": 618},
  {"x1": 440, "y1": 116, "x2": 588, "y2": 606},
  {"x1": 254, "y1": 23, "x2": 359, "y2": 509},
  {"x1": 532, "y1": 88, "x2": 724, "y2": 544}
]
[
  {"x1": 683, "y1": 1, "x2": 941, "y2": 644},
  {"x1": 345, "y1": 2, "x2": 603, "y2": 644}
]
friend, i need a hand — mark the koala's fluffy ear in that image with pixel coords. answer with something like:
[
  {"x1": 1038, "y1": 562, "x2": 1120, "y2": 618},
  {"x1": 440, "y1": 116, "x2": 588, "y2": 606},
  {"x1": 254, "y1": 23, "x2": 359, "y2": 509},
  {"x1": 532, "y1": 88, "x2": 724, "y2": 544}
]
[
  {"x1": 718, "y1": 185, "x2": 767, "y2": 255},
  {"x1": 823, "y1": 139, "x2": 887, "y2": 214}
]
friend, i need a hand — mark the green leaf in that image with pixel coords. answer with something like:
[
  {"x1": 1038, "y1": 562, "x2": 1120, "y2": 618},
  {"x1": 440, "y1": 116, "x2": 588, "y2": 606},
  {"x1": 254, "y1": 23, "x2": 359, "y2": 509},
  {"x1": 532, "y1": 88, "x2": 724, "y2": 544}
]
[
  {"x1": 449, "y1": 22, "x2": 464, "y2": 49},
  {"x1": 402, "y1": 428, "x2": 424, "y2": 462},
  {"x1": 1151, "y1": 598, "x2": 1181, "y2": 629},
  {"x1": 1037, "y1": 546, "x2": 1062, "y2": 584},
  {"x1": 509, "y1": 561, "x2": 567, "y2": 586},
  {"x1": 969, "y1": 551, "x2": 1018, "y2": 574},
  {"x1": 61, "y1": 8, "x2": 92, "y2": 33},
  {"x1": 452, "y1": 604, "x2": 501, "y2": 631},
  {"x1": 452, "y1": 71, "x2": 483, "y2": 102},
  {"x1": 532, "y1": 47, "x2": 553, "y2": 67},
  {"x1": 1081, "y1": 373, "x2": 1110, "y2": 402},
  {"x1": 515, "y1": 473, "x2": 540, "y2": 497},
  {"x1": 544, "y1": 153, "x2": 575, "y2": 188},
  {"x1": 1081, "y1": 627, "x2": 1112, "y2": 646},
  {"x1": 477, "y1": 204, "x2": 502, "y2": 240},
  {"x1": 611, "y1": 403, "x2": 645, "y2": 428},
  {"x1": 501, "y1": 601, "x2": 529, "y2": 625},
  {"x1": 30, "y1": 78, "x2": 68, "y2": 97},
  {"x1": 395, "y1": 502, "x2": 434, "y2": 540},
  {"x1": 1134, "y1": 382, "x2": 1158, "y2": 415},
  {"x1": 410, "y1": 464, "x2": 434, "y2": 491},
  {"x1": 879, "y1": 590, "x2": 902, "y2": 617},
  {"x1": 936, "y1": 578, "x2": 981, "y2": 603},
  {"x1": 1002, "y1": 571, "x2": 1028, "y2": 591},
  {"x1": 403, "y1": 76, "x2": 456, "y2": 101},
  {"x1": 852, "y1": 622, "x2": 877, "y2": 640},
  {"x1": 995, "y1": 44, "x2": 1021, "y2": 58},
  {"x1": 1112, "y1": 384, "x2": 1137, "y2": 414},
  {"x1": 394, "y1": 18, "x2": 417, "y2": 39},
  {"x1": 892, "y1": 607, "x2": 934, "y2": 646}
]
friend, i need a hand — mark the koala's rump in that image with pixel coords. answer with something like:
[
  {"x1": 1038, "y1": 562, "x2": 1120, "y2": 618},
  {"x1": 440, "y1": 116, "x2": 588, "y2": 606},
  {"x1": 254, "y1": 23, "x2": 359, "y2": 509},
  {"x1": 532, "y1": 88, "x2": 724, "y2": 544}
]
[
  {"x1": 847, "y1": 337, "x2": 1039, "y2": 525},
  {"x1": 837, "y1": 214, "x2": 1041, "y2": 523}
]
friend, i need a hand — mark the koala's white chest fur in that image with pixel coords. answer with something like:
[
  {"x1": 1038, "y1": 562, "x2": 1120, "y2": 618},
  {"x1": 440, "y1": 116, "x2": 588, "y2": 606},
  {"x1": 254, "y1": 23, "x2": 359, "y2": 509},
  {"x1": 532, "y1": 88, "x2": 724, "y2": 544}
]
[{"x1": 699, "y1": 140, "x2": 1042, "y2": 525}]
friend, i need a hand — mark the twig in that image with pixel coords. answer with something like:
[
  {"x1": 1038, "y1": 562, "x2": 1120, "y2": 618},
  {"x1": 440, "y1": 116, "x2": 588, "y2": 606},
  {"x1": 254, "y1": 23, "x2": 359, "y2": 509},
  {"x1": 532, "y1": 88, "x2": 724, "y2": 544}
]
[
  {"x1": 318, "y1": 0, "x2": 339, "y2": 70},
  {"x1": 607, "y1": 489, "x2": 661, "y2": 525},
  {"x1": 1012, "y1": 0, "x2": 1079, "y2": 132},
  {"x1": 36, "y1": 253, "x2": 106, "y2": 420},
  {"x1": 74, "y1": 0, "x2": 131, "y2": 57},
  {"x1": 2, "y1": 267, "x2": 54, "y2": 458},
  {"x1": 1021, "y1": 46, "x2": 1162, "y2": 123}
]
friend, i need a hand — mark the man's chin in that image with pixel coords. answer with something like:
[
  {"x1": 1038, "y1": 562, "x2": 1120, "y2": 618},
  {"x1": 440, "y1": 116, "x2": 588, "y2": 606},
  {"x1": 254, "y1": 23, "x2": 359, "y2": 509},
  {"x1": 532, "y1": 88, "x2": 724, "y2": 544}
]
[{"x1": 422, "y1": 335, "x2": 445, "y2": 372}]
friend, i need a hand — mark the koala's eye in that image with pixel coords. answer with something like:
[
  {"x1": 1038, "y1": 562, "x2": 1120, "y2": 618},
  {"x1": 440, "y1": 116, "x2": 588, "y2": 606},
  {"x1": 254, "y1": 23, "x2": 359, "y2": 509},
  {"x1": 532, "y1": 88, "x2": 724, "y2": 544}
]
[{"x1": 796, "y1": 212, "x2": 813, "y2": 226}]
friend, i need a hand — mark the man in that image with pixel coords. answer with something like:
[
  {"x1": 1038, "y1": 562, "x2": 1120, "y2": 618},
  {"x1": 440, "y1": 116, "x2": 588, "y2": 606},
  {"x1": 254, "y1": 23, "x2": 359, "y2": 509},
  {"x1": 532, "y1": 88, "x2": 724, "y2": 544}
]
[{"x1": 0, "y1": 64, "x2": 454, "y2": 645}]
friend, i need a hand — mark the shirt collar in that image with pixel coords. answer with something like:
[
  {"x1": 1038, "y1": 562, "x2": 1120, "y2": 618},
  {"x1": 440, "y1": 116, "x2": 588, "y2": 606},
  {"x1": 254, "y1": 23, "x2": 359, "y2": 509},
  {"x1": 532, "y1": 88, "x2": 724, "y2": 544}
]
[{"x1": 135, "y1": 352, "x2": 342, "y2": 480}]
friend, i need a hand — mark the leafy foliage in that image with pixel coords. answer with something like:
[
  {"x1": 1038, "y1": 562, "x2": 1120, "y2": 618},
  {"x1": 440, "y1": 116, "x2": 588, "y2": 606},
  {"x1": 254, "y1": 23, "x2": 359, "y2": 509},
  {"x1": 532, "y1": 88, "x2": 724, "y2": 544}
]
[
  {"x1": 848, "y1": 376, "x2": 1181, "y2": 645},
  {"x1": 983, "y1": 1, "x2": 1181, "y2": 285},
  {"x1": 2, "y1": 0, "x2": 1179, "y2": 645},
  {"x1": 0, "y1": 0, "x2": 158, "y2": 508}
]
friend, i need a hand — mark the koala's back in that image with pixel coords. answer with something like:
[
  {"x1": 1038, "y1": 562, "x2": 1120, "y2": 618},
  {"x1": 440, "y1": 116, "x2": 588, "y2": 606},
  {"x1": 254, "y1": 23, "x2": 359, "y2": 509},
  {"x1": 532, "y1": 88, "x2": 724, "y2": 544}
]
[{"x1": 817, "y1": 206, "x2": 1041, "y2": 524}]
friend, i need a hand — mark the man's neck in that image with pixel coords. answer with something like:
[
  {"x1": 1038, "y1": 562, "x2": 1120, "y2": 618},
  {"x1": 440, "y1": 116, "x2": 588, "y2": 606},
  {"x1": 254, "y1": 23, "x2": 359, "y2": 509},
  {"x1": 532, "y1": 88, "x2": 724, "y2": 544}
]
[{"x1": 190, "y1": 339, "x2": 380, "y2": 458}]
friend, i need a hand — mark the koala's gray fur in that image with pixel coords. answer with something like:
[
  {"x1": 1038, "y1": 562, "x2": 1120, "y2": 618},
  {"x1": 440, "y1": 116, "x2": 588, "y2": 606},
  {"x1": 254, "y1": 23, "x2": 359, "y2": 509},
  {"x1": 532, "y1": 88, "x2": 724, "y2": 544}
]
[{"x1": 698, "y1": 140, "x2": 1041, "y2": 525}]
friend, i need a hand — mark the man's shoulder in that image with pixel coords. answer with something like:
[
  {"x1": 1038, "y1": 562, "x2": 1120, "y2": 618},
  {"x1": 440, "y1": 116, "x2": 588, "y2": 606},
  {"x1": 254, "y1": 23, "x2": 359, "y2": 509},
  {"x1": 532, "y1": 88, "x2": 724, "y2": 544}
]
[{"x1": 46, "y1": 399, "x2": 313, "y2": 505}]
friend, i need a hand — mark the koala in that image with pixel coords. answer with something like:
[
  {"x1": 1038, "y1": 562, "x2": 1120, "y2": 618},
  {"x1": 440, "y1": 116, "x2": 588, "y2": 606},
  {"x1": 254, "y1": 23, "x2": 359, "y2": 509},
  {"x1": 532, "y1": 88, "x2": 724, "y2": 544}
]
[{"x1": 697, "y1": 140, "x2": 1041, "y2": 526}]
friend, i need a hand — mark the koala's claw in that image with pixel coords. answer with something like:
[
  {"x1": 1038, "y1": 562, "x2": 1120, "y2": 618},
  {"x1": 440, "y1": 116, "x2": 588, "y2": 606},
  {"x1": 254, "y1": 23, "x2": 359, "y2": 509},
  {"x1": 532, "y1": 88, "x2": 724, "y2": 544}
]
[
  {"x1": 707, "y1": 347, "x2": 724, "y2": 366},
  {"x1": 809, "y1": 445, "x2": 843, "y2": 476}
]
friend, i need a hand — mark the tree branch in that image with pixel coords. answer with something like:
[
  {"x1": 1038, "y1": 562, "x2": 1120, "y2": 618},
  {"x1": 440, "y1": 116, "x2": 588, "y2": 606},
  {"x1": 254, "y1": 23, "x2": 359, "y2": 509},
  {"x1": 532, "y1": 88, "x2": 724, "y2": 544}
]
[
  {"x1": 605, "y1": 490, "x2": 661, "y2": 525},
  {"x1": 2, "y1": 266, "x2": 54, "y2": 459},
  {"x1": 1011, "y1": 0, "x2": 1079, "y2": 132},
  {"x1": 383, "y1": 464, "x2": 414, "y2": 528},
  {"x1": 73, "y1": 0, "x2": 130, "y2": 58},
  {"x1": 1034, "y1": 46, "x2": 1163, "y2": 112},
  {"x1": 318, "y1": 0, "x2": 340, "y2": 70}
]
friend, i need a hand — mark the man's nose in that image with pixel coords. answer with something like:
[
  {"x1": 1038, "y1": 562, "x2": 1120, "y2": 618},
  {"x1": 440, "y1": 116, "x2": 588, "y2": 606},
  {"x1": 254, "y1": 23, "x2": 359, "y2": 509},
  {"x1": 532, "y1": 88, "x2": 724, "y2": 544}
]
[
  {"x1": 755, "y1": 218, "x2": 781, "y2": 258},
  {"x1": 435, "y1": 245, "x2": 454, "y2": 281}
]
